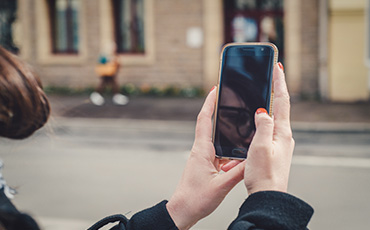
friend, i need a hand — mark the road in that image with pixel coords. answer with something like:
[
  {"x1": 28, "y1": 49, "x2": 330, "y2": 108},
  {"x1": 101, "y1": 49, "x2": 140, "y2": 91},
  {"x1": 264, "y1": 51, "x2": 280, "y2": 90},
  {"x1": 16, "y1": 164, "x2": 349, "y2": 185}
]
[{"x1": 1, "y1": 118, "x2": 370, "y2": 230}]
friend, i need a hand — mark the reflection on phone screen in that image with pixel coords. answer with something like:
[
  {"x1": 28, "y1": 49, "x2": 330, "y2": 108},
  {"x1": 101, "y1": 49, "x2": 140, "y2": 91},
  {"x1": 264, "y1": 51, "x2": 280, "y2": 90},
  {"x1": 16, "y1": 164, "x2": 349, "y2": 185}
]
[{"x1": 214, "y1": 45, "x2": 274, "y2": 159}]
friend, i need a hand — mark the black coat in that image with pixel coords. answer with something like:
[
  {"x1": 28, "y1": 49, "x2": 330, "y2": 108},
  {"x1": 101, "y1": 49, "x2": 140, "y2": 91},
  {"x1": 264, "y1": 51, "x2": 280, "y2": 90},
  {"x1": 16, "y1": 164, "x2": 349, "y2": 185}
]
[
  {"x1": 1, "y1": 189, "x2": 313, "y2": 230},
  {"x1": 123, "y1": 191, "x2": 314, "y2": 230}
]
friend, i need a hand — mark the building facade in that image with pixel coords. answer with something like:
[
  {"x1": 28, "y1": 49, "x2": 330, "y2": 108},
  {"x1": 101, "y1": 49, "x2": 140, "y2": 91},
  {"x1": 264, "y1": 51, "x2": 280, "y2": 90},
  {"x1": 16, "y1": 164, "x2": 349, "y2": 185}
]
[
  {"x1": 4, "y1": 0, "x2": 370, "y2": 102},
  {"x1": 327, "y1": 0, "x2": 369, "y2": 101}
]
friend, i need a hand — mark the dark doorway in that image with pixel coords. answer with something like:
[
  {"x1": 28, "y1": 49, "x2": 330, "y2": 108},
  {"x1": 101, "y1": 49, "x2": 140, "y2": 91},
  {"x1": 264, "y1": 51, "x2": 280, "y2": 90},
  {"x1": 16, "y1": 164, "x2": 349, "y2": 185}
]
[{"x1": 223, "y1": 0, "x2": 284, "y2": 60}]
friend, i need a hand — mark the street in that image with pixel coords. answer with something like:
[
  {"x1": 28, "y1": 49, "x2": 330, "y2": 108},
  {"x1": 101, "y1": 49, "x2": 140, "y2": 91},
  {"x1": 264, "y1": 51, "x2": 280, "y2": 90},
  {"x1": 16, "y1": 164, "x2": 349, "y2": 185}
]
[{"x1": 1, "y1": 118, "x2": 370, "y2": 230}]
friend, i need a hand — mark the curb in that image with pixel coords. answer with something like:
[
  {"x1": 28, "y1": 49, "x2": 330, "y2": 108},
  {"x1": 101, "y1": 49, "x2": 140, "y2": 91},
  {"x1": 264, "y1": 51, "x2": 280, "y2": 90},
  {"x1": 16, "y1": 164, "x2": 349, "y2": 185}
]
[
  {"x1": 49, "y1": 116, "x2": 370, "y2": 133},
  {"x1": 292, "y1": 121, "x2": 370, "y2": 133},
  {"x1": 47, "y1": 117, "x2": 196, "y2": 133}
]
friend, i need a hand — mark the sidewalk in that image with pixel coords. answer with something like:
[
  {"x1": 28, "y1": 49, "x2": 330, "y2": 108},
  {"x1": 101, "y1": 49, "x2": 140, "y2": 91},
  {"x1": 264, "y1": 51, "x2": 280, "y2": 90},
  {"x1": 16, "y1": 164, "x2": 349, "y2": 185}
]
[{"x1": 47, "y1": 94, "x2": 370, "y2": 131}]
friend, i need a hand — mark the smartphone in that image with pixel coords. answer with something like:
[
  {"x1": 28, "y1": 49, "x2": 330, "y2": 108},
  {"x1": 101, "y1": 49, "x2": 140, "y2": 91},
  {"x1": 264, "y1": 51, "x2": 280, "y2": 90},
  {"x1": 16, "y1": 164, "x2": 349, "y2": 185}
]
[{"x1": 213, "y1": 42, "x2": 278, "y2": 160}]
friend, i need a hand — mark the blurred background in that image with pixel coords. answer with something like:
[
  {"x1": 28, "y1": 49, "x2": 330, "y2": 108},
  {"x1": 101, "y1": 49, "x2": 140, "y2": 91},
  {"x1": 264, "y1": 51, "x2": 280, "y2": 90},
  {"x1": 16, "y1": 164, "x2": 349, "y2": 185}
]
[{"x1": 1, "y1": 0, "x2": 370, "y2": 229}]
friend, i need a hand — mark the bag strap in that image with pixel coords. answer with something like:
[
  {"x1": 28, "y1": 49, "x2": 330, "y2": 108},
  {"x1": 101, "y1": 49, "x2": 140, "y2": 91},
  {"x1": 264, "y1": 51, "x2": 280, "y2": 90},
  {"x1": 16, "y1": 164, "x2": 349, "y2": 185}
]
[{"x1": 87, "y1": 214, "x2": 128, "y2": 230}]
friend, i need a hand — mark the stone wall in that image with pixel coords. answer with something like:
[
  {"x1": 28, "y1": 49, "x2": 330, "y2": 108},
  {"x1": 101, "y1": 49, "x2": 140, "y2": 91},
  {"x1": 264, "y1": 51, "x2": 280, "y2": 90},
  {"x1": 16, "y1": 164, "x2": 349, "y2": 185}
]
[{"x1": 20, "y1": 0, "x2": 204, "y2": 89}]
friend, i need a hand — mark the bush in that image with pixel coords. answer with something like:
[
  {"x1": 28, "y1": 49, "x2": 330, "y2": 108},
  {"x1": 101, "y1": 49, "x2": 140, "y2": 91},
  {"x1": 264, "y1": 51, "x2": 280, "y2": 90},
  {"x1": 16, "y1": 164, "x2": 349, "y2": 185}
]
[{"x1": 44, "y1": 84, "x2": 206, "y2": 98}]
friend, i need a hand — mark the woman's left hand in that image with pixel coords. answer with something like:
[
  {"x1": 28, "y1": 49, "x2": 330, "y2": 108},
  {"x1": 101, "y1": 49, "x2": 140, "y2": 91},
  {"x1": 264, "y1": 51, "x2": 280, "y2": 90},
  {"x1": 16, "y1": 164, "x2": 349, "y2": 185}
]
[{"x1": 166, "y1": 87, "x2": 245, "y2": 230}]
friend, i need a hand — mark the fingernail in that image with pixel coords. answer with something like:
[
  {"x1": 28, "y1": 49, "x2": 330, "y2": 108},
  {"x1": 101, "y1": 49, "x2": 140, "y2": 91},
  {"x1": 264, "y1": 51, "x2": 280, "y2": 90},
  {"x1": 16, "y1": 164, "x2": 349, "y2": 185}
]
[
  {"x1": 209, "y1": 86, "x2": 216, "y2": 92},
  {"x1": 278, "y1": 62, "x2": 284, "y2": 72},
  {"x1": 256, "y1": 108, "x2": 268, "y2": 115}
]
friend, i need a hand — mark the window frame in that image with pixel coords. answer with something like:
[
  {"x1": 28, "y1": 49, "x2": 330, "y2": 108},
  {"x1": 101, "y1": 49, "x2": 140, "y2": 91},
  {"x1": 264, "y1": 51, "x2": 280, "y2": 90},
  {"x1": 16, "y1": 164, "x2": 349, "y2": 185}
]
[
  {"x1": 35, "y1": 0, "x2": 87, "y2": 65},
  {"x1": 48, "y1": 0, "x2": 80, "y2": 54},
  {"x1": 99, "y1": 0, "x2": 154, "y2": 66},
  {"x1": 112, "y1": 0, "x2": 145, "y2": 54}
]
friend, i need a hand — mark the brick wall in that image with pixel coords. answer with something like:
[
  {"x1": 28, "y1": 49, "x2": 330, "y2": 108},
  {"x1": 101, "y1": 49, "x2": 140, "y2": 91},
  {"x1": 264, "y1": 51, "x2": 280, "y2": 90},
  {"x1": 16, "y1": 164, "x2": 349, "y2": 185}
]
[
  {"x1": 21, "y1": 0, "x2": 322, "y2": 99},
  {"x1": 120, "y1": 0, "x2": 204, "y2": 87},
  {"x1": 26, "y1": 0, "x2": 204, "y2": 89}
]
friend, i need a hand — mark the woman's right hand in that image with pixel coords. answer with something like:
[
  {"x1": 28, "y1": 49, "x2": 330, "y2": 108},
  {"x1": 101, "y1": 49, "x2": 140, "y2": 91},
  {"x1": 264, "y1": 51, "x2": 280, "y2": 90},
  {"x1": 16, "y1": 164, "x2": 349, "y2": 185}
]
[{"x1": 244, "y1": 63, "x2": 294, "y2": 195}]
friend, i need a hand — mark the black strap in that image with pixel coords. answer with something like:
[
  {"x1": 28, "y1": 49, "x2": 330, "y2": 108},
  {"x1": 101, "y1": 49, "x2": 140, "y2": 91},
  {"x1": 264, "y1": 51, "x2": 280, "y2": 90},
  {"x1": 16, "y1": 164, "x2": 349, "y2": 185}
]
[{"x1": 87, "y1": 214, "x2": 128, "y2": 230}]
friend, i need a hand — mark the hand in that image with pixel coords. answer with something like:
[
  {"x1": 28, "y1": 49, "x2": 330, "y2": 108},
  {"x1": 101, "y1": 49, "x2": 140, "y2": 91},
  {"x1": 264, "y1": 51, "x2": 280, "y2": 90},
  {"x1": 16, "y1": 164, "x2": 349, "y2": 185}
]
[
  {"x1": 243, "y1": 63, "x2": 294, "y2": 195},
  {"x1": 166, "y1": 87, "x2": 245, "y2": 230}
]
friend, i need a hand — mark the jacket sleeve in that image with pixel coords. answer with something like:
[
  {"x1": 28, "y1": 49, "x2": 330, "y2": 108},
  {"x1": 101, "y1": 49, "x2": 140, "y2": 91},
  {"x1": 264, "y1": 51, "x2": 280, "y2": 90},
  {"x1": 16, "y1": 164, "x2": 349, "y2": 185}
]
[
  {"x1": 228, "y1": 191, "x2": 314, "y2": 230},
  {"x1": 125, "y1": 200, "x2": 178, "y2": 230}
]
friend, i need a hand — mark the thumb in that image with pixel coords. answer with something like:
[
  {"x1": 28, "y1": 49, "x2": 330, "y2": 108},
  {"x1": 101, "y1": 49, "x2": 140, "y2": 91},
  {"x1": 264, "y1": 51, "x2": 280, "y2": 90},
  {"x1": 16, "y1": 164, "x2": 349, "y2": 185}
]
[{"x1": 248, "y1": 108, "x2": 274, "y2": 154}]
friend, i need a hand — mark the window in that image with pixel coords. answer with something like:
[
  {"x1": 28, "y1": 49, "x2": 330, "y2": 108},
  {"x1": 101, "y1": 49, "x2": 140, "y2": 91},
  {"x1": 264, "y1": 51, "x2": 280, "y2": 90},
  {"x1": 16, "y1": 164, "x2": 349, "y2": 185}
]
[
  {"x1": 0, "y1": 0, "x2": 18, "y2": 53},
  {"x1": 112, "y1": 0, "x2": 145, "y2": 54},
  {"x1": 48, "y1": 0, "x2": 80, "y2": 54},
  {"x1": 224, "y1": 0, "x2": 284, "y2": 59}
]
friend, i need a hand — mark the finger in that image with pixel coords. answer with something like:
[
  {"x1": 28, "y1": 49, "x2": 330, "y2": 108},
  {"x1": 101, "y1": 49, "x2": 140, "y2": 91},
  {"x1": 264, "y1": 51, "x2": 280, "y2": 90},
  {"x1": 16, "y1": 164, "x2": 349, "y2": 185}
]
[
  {"x1": 221, "y1": 160, "x2": 242, "y2": 172},
  {"x1": 217, "y1": 159, "x2": 230, "y2": 170},
  {"x1": 272, "y1": 63, "x2": 290, "y2": 123},
  {"x1": 194, "y1": 86, "x2": 217, "y2": 142},
  {"x1": 248, "y1": 109, "x2": 274, "y2": 157},
  {"x1": 217, "y1": 160, "x2": 245, "y2": 191}
]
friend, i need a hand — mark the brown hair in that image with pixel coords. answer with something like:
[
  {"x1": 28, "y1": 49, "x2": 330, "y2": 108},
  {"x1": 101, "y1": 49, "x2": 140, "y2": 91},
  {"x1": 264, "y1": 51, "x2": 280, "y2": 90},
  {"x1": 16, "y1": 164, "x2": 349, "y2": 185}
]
[{"x1": 0, "y1": 46, "x2": 50, "y2": 139}]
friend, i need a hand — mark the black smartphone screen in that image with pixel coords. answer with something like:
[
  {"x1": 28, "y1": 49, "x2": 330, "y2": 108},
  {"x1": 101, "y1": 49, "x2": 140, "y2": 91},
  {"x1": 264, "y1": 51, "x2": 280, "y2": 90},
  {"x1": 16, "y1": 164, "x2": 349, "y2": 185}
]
[{"x1": 214, "y1": 44, "x2": 275, "y2": 159}]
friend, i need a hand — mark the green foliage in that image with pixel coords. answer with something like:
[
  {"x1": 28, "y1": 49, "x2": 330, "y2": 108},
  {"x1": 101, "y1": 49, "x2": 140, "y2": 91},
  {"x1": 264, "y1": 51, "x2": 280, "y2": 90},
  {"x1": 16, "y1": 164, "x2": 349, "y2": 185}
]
[
  {"x1": 44, "y1": 84, "x2": 206, "y2": 98},
  {"x1": 44, "y1": 86, "x2": 95, "y2": 95}
]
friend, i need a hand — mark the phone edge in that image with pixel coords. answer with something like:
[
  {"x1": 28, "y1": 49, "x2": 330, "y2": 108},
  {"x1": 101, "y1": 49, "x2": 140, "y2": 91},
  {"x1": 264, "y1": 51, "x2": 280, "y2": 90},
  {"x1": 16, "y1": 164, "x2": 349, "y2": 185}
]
[{"x1": 212, "y1": 42, "x2": 278, "y2": 161}]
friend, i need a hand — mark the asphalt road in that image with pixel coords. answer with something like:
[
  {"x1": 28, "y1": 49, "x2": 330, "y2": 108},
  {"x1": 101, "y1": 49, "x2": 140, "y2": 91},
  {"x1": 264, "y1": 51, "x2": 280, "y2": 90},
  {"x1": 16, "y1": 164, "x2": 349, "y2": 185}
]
[{"x1": 1, "y1": 118, "x2": 370, "y2": 230}]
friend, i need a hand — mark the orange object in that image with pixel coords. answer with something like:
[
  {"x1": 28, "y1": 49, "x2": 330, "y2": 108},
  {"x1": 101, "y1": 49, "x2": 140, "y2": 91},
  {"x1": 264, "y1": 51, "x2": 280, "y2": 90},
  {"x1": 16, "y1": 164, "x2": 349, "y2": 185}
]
[
  {"x1": 95, "y1": 62, "x2": 118, "y2": 76},
  {"x1": 256, "y1": 108, "x2": 268, "y2": 115},
  {"x1": 278, "y1": 62, "x2": 284, "y2": 72}
]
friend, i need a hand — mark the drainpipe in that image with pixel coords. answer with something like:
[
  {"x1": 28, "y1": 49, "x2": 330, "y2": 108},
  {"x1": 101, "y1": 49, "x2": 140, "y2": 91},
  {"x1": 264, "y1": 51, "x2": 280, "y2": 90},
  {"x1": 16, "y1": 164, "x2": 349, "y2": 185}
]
[{"x1": 318, "y1": 0, "x2": 329, "y2": 101}]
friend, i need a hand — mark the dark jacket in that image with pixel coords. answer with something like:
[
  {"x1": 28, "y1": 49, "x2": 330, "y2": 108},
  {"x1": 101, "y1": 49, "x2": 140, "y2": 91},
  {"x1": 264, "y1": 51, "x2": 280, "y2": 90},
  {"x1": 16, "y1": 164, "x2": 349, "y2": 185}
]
[
  {"x1": 1, "y1": 189, "x2": 313, "y2": 230},
  {"x1": 123, "y1": 191, "x2": 314, "y2": 230},
  {"x1": 0, "y1": 188, "x2": 40, "y2": 230}
]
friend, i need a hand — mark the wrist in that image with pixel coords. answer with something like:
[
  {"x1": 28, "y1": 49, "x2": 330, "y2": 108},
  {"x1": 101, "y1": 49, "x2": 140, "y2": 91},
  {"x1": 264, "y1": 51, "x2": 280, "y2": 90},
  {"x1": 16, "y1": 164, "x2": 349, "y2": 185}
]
[
  {"x1": 166, "y1": 197, "x2": 197, "y2": 230},
  {"x1": 246, "y1": 181, "x2": 288, "y2": 195}
]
